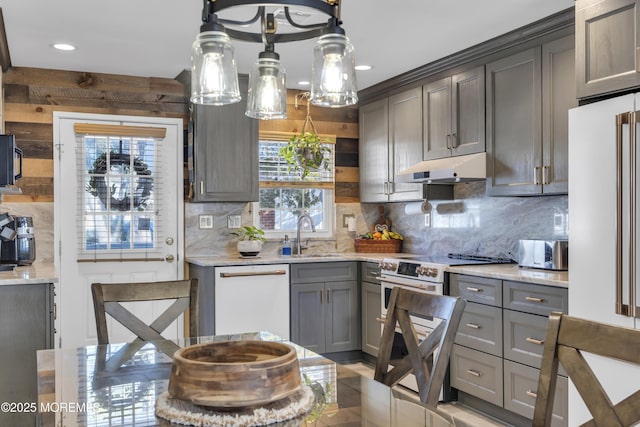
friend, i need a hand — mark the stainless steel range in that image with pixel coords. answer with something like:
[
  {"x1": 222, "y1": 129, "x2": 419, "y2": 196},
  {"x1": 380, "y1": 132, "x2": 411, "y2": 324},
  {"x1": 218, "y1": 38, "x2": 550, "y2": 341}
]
[{"x1": 378, "y1": 253, "x2": 514, "y2": 396}]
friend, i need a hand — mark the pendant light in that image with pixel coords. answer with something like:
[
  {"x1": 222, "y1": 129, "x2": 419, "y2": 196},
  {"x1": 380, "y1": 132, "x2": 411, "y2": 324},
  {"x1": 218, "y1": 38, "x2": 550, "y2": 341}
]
[
  {"x1": 190, "y1": 5, "x2": 240, "y2": 105},
  {"x1": 191, "y1": 0, "x2": 357, "y2": 112},
  {"x1": 310, "y1": 24, "x2": 357, "y2": 108}
]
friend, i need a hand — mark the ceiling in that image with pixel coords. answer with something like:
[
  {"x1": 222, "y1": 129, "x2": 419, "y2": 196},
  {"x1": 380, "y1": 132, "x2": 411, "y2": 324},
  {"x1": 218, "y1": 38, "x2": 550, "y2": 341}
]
[{"x1": 0, "y1": 0, "x2": 573, "y2": 92}]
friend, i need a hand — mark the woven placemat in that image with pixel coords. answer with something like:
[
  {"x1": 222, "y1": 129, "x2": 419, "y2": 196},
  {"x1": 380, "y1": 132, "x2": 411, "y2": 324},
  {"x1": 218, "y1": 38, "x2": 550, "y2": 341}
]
[{"x1": 155, "y1": 385, "x2": 315, "y2": 426}]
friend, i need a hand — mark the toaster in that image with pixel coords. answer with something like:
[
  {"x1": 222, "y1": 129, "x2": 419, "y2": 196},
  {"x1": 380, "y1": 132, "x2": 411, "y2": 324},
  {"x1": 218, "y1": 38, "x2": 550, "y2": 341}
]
[{"x1": 518, "y1": 239, "x2": 568, "y2": 271}]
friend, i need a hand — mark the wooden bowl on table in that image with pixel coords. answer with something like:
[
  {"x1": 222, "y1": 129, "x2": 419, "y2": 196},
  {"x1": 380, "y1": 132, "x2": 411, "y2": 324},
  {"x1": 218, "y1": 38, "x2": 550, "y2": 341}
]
[{"x1": 168, "y1": 340, "x2": 302, "y2": 408}]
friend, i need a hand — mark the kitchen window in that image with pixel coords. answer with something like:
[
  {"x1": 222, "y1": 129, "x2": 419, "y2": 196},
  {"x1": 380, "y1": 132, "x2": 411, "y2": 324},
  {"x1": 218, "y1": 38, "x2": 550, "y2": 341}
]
[{"x1": 253, "y1": 131, "x2": 335, "y2": 239}]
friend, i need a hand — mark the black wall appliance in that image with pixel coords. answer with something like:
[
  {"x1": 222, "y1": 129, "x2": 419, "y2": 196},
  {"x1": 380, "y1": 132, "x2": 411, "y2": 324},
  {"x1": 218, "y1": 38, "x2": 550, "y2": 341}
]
[
  {"x1": 0, "y1": 134, "x2": 23, "y2": 186},
  {"x1": 0, "y1": 216, "x2": 36, "y2": 265}
]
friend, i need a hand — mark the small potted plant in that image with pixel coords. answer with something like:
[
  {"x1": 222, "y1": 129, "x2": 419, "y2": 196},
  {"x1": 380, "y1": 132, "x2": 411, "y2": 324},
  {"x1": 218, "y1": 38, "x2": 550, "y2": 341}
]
[
  {"x1": 280, "y1": 131, "x2": 330, "y2": 179},
  {"x1": 230, "y1": 225, "x2": 266, "y2": 257}
]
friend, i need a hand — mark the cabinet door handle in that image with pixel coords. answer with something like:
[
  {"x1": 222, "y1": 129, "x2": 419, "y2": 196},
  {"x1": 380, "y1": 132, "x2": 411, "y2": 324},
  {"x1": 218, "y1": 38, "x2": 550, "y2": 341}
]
[
  {"x1": 466, "y1": 287, "x2": 482, "y2": 292},
  {"x1": 446, "y1": 134, "x2": 451, "y2": 149},
  {"x1": 525, "y1": 296, "x2": 545, "y2": 303},
  {"x1": 327, "y1": 288, "x2": 332, "y2": 304},
  {"x1": 451, "y1": 132, "x2": 458, "y2": 148},
  {"x1": 389, "y1": 181, "x2": 395, "y2": 194},
  {"x1": 526, "y1": 337, "x2": 545, "y2": 345},
  {"x1": 466, "y1": 323, "x2": 481, "y2": 329},
  {"x1": 375, "y1": 317, "x2": 386, "y2": 324},
  {"x1": 466, "y1": 369, "x2": 481, "y2": 377},
  {"x1": 200, "y1": 181, "x2": 204, "y2": 194},
  {"x1": 533, "y1": 166, "x2": 542, "y2": 185},
  {"x1": 526, "y1": 390, "x2": 538, "y2": 399},
  {"x1": 543, "y1": 165, "x2": 550, "y2": 185},
  {"x1": 219, "y1": 270, "x2": 287, "y2": 278}
]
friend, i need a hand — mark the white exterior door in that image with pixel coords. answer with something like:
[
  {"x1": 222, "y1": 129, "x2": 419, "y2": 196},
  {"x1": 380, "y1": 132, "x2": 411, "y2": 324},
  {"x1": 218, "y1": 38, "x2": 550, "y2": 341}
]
[{"x1": 54, "y1": 112, "x2": 184, "y2": 349}]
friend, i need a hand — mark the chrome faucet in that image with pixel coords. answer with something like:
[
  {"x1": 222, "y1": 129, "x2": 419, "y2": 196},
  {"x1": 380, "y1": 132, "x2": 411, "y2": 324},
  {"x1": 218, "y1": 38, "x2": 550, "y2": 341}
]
[{"x1": 296, "y1": 212, "x2": 316, "y2": 255}]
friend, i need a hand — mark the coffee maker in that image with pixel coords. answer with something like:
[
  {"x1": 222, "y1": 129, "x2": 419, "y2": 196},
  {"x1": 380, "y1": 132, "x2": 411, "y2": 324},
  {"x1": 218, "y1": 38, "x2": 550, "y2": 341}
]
[{"x1": 0, "y1": 216, "x2": 36, "y2": 265}]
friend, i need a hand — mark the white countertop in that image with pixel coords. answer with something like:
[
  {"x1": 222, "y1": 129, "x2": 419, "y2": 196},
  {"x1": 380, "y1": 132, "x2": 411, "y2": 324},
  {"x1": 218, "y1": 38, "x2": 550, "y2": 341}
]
[
  {"x1": 446, "y1": 263, "x2": 568, "y2": 288},
  {"x1": 0, "y1": 263, "x2": 58, "y2": 285},
  {"x1": 187, "y1": 253, "x2": 569, "y2": 288}
]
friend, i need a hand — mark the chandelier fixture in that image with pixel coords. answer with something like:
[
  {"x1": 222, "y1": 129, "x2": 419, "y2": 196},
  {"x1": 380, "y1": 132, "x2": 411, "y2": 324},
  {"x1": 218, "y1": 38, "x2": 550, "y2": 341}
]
[{"x1": 190, "y1": 0, "x2": 358, "y2": 119}]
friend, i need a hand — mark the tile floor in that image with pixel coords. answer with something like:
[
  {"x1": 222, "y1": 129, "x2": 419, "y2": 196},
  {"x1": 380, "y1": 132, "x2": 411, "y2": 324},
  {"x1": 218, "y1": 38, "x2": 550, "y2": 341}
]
[{"x1": 341, "y1": 362, "x2": 511, "y2": 427}]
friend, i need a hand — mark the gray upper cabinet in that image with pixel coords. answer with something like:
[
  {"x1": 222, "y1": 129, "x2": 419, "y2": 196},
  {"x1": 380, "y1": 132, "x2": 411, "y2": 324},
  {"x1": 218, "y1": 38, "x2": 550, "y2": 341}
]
[
  {"x1": 423, "y1": 66, "x2": 485, "y2": 160},
  {"x1": 576, "y1": 0, "x2": 640, "y2": 99},
  {"x1": 189, "y1": 75, "x2": 259, "y2": 202},
  {"x1": 359, "y1": 88, "x2": 423, "y2": 202},
  {"x1": 486, "y1": 35, "x2": 575, "y2": 196}
]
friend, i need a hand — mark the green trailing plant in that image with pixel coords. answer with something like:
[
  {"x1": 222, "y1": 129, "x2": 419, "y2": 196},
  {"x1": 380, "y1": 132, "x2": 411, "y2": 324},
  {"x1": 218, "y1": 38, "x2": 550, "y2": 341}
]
[
  {"x1": 280, "y1": 92, "x2": 331, "y2": 179},
  {"x1": 229, "y1": 225, "x2": 266, "y2": 242}
]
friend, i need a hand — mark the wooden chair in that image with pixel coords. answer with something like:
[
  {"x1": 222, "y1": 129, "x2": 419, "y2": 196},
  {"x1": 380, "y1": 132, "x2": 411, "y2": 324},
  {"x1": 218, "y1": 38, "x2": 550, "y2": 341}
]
[
  {"x1": 374, "y1": 286, "x2": 466, "y2": 407},
  {"x1": 91, "y1": 278, "x2": 198, "y2": 370},
  {"x1": 533, "y1": 312, "x2": 640, "y2": 427}
]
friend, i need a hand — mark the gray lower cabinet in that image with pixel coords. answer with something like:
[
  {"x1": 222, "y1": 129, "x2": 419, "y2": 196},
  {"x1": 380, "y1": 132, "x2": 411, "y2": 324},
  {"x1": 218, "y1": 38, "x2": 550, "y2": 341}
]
[
  {"x1": 0, "y1": 283, "x2": 55, "y2": 426},
  {"x1": 290, "y1": 262, "x2": 360, "y2": 354},
  {"x1": 361, "y1": 262, "x2": 381, "y2": 357},
  {"x1": 188, "y1": 74, "x2": 259, "y2": 202},
  {"x1": 187, "y1": 263, "x2": 215, "y2": 336},
  {"x1": 423, "y1": 66, "x2": 485, "y2": 160},
  {"x1": 486, "y1": 35, "x2": 575, "y2": 196},
  {"x1": 450, "y1": 274, "x2": 568, "y2": 427},
  {"x1": 576, "y1": 0, "x2": 640, "y2": 99}
]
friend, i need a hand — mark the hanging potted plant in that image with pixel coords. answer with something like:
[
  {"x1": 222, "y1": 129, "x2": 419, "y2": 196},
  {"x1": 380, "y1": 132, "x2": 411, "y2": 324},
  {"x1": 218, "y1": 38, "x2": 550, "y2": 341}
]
[
  {"x1": 230, "y1": 225, "x2": 266, "y2": 257},
  {"x1": 279, "y1": 92, "x2": 331, "y2": 179}
]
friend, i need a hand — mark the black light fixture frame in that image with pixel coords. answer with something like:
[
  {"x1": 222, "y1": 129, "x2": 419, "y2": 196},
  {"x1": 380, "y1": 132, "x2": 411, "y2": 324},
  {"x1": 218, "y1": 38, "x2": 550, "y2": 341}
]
[{"x1": 200, "y1": 0, "x2": 345, "y2": 45}]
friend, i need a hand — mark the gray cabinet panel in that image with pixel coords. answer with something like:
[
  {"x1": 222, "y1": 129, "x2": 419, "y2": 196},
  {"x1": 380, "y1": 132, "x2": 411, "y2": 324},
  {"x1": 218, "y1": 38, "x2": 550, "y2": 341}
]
[
  {"x1": 0, "y1": 283, "x2": 54, "y2": 426},
  {"x1": 361, "y1": 261, "x2": 381, "y2": 284},
  {"x1": 423, "y1": 76, "x2": 452, "y2": 160},
  {"x1": 423, "y1": 66, "x2": 485, "y2": 160},
  {"x1": 576, "y1": 0, "x2": 640, "y2": 98},
  {"x1": 450, "y1": 274, "x2": 502, "y2": 306},
  {"x1": 187, "y1": 263, "x2": 215, "y2": 336},
  {"x1": 290, "y1": 262, "x2": 358, "y2": 284},
  {"x1": 452, "y1": 66, "x2": 485, "y2": 157},
  {"x1": 542, "y1": 35, "x2": 576, "y2": 194},
  {"x1": 455, "y1": 301, "x2": 502, "y2": 357},
  {"x1": 504, "y1": 360, "x2": 568, "y2": 426},
  {"x1": 359, "y1": 98, "x2": 389, "y2": 203},
  {"x1": 503, "y1": 281, "x2": 568, "y2": 316},
  {"x1": 325, "y1": 281, "x2": 359, "y2": 353},
  {"x1": 388, "y1": 88, "x2": 425, "y2": 201},
  {"x1": 290, "y1": 262, "x2": 360, "y2": 353},
  {"x1": 450, "y1": 344, "x2": 503, "y2": 407},
  {"x1": 190, "y1": 75, "x2": 259, "y2": 202},
  {"x1": 361, "y1": 281, "x2": 381, "y2": 356},
  {"x1": 290, "y1": 282, "x2": 325, "y2": 353},
  {"x1": 359, "y1": 88, "x2": 423, "y2": 203},
  {"x1": 486, "y1": 47, "x2": 542, "y2": 196},
  {"x1": 503, "y1": 310, "x2": 549, "y2": 369}
]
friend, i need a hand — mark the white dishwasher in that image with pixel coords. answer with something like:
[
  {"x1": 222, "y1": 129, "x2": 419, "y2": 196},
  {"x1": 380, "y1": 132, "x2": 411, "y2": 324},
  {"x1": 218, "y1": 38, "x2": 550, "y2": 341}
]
[{"x1": 214, "y1": 264, "x2": 290, "y2": 339}]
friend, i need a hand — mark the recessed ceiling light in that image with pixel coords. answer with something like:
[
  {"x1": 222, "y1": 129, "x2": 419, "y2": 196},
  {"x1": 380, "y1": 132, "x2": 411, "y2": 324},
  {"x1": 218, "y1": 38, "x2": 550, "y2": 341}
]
[
  {"x1": 51, "y1": 43, "x2": 77, "y2": 51},
  {"x1": 355, "y1": 65, "x2": 372, "y2": 71},
  {"x1": 297, "y1": 80, "x2": 310, "y2": 86}
]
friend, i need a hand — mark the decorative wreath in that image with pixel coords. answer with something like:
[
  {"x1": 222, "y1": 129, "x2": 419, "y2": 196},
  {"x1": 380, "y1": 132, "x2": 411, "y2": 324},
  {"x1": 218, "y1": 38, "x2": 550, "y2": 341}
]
[{"x1": 86, "y1": 152, "x2": 153, "y2": 211}]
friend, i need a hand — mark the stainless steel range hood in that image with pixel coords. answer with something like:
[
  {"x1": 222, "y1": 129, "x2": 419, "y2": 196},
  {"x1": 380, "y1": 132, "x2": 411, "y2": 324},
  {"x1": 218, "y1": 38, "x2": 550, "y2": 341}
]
[{"x1": 397, "y1": 152, "x2": 487, "y2": 184}]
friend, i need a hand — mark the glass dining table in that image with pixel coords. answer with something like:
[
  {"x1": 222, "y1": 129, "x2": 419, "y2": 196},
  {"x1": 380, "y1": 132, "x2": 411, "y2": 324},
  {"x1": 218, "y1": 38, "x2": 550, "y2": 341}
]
[{"x1": 36, "y1": 332, "x2": 455, "y2": 426}]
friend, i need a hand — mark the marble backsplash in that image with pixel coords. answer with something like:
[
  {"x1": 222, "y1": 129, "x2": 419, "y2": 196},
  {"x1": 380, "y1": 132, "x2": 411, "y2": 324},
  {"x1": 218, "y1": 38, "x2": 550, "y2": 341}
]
[{"x1": 4, "y1": 181, "x2": 568, "y2": 263}]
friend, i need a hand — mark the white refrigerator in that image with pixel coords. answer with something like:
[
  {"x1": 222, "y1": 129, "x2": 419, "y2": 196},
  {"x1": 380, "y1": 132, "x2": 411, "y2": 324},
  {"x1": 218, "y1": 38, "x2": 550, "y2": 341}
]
[{"x1": 568, "y1": 93, "x2": 640, "y2": 425}]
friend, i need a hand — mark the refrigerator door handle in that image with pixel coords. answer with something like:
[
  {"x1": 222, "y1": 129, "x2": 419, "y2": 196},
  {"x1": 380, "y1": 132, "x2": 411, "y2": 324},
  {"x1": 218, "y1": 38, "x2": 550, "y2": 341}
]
[{"x1": 616, "y1": 112, "x2": 633, "y2": 317}]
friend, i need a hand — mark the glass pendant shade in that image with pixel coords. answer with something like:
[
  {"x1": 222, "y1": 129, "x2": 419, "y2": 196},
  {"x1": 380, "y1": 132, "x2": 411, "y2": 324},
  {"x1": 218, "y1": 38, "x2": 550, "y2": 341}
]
[
  {"x1": 191, "y1": 31, "x2": 240, "y2": 105},
  {"x1": 246, "y1": 53, "x2": 287, "y2": 119},
  {"x1": 310, "y1": 33, "x2": 358, "y2": 108}
]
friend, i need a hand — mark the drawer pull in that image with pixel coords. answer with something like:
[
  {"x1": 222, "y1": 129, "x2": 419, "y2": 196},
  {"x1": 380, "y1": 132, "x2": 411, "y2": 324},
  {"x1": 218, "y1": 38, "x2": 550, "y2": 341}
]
[
  {"x1": 375, "y1": 317, "x2": 386, "y2": 324},
  {"x1": 526, "y1": 337, "x2": 545, "y2": 345},
  {"x1": 525, "y1": 296, "x2": 545, "y2": 303},
  {"x1": 466, "y1": 323, "x2": 481, "y2": 329},
  {"x1": 466, "y1": 287, "x2": 482, "y2": 293},
  {"x1": 526, "y1": 390, "x2": 538, "y2": 399},
  {"x1": 466, "y1": 369, "x2": 482, "y2": 377}
]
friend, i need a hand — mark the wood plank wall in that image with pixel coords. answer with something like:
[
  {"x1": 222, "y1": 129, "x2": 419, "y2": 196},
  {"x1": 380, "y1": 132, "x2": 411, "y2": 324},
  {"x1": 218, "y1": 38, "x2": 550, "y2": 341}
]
[{"x1": 1, "y1": 67, "x2": 359, "y2": 203}]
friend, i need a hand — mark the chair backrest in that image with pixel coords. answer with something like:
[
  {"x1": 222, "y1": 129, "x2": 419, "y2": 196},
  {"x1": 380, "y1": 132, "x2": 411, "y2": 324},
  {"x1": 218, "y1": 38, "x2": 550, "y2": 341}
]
[
  {"x1": 91, "y1": 278, "x2": 198, "y2": 348},
  {"x1": 533, "y1": 312, "x2": 640, "y2": 427},
  {"x1": 374, "y1": 286, "x2": 466, "y2": 407}
]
